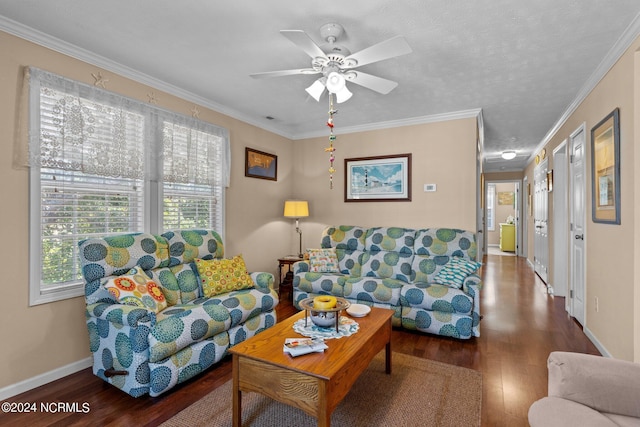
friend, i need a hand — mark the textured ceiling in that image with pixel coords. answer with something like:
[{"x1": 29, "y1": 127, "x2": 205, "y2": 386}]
[{"x1": 1, "y1": 1, "x2": 640, "y2": 172}]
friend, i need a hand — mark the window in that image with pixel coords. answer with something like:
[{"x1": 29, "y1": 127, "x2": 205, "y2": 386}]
[
  {"x1": 26, "y1": 68, "x2": 229, "y2": 305},
  {"x1": 161, "y1": 122, "x2": 227, "y2": 233},
  {"x1": 486, "y1": 184, "x2": 496, "y2": 231}
]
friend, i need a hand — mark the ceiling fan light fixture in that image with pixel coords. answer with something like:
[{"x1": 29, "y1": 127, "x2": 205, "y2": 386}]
[
  {"x1": 501, "y1": 150, "x2": 517, "y2": 160},
  {"x1": 326, "y1": 71, "x2": 346, "y2": 93},
  {"x1": 335, "y1": 85, "x2": 352, "y2": 103},
  {"x1": 305, "y1": 78, "x2": 326, "y2": 102}
]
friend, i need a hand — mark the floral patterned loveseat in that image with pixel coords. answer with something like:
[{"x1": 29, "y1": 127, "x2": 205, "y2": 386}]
[
  {"x1": 79, "y1": 229, "x2": 278, "y2": 397},
  {"x1": 293, "y1": 226, "x2": 482, "y2": 339}
]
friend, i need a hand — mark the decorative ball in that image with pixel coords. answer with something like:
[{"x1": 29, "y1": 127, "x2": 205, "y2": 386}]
[{"x1": 310, "y1": 310, "x2": 337, "y2": 328}]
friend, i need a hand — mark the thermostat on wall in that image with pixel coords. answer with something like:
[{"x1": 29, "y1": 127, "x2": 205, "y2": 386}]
[{"x1": 424, "y1": 184, "x2": 437, "y2": 192}]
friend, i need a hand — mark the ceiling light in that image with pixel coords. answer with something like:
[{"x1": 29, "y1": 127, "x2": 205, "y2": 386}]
[
  {"x1": 501, "y1": 150, "x2": 517, "y2": 160},
  {"x1": 326, "y1": 72, "x2": 346, "y2": 93},
  {"x1": 305, "y1": 77, "x2": 326, "y2": 101},
  {"x1": 334, "y1": 85, "x2": 352, "y2": 103}
]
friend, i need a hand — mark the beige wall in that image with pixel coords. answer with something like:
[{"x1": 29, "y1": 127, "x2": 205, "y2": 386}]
[
  {"x1": 523, "y1": 38, "x2": 640, "y2": 361},
  {"x1": 0, "y1": 29, "x2": 481, "y2": 392},
  {"x1": 290, "y1": 118, "x2": 479, "y2": 246},
  {"x1": 0, "y1": 31, "x2": 294, "y2": 391}
]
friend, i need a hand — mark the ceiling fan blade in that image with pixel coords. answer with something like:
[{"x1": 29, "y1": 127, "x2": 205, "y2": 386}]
[
  {"x1": 345, "y1": 71, "x2": 399, "y2": 95},
  {"x1": 343, "y1": 35, "x2": 412, "y2": 68},
  {"x1": 280, "y1": 30, "x2": 329, "y2": 61},
  {"x1": 250, "y1": 68, "x2": 320, "y2": 79}
]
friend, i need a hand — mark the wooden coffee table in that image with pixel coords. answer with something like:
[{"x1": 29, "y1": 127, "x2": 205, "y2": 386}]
[{"x1": 229, "y1": 307, "x2": 394, "y2": 427}]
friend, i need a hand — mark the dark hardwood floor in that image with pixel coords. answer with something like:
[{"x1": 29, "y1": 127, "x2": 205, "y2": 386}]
[{"x1": 0, "y1": 254, "x2": 599, "y2": 427}]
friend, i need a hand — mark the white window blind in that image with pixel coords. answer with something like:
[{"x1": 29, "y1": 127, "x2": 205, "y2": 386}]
[
  {"x1": 39, "y1": 171, "x2": 144, "y2": 290},
  {"x1": 27, "y1": 67, "x2": 229, "y2": 305},
  {"x1": 161, "y1": 122, "x2": 226, "y2": 232}
]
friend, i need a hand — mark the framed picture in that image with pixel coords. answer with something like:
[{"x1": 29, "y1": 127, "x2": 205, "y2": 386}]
[
  {"x1": 245, "y1": 147, "x2": 277, "y2": 181},
  {"x1": 344, "y1": 153, "x2": 411, "y2": 202},
  {"x1": 590, "y1": 108, "x2": 620, "y2": 224},
  {"x1": 498, "y1": 192, "x2": 514, "y2": 206}
]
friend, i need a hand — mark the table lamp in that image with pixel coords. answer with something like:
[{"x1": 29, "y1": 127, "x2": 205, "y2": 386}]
[{"x1": 283, "y1": 200, "x2": 309, "y2": 258}]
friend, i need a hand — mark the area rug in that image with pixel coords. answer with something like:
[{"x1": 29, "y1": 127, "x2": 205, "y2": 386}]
[{"x1": 161, "y1": 352, "x2": 482, "y2": 427}]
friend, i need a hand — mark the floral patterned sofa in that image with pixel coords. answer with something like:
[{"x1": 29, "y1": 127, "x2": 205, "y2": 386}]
[
  {"x1": 293, "y1": 226, "x2": 482, "y2": 339},
  {"x1": 79, "y1": 229, "x2": 278, "y2": 397}
]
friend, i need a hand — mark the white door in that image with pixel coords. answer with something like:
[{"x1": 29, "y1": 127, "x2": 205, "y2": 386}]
[
  {"x1": 552, "y1": 141, "x2": 568, "y2": 298},
  {"x1": 534, "y1": 159, "x2": 549, "y2": 283},
  {"x1": 522, "y1": 176, "x2": 528, "y2": 258},
  {"x1": 514, "y1": 181, "x2": 520, "y2": 255},
  {"x1": 570, "y1": 125, "x2": 586, "y2": 325}
]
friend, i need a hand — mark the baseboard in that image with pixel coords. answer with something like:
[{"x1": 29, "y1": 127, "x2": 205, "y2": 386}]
[
  {"x1": 583, "y1": 326, "x2": 612, "y2": 358},
  {"x1": 0, "y1": 357, "x2": 93, "y2": 401}
]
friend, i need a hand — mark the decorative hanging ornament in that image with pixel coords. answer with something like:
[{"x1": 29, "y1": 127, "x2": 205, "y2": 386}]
[{"x1": 326, "y1": 93, "x2": 338, "y2": 189}]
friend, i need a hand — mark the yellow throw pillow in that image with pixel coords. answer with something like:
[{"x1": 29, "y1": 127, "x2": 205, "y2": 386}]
[
  {"x1": 195, "y1": 255, "x2": 254, "y2": 297},
  {"x1": 104, "y1": 266, "x2": 168, "y2": 313}
]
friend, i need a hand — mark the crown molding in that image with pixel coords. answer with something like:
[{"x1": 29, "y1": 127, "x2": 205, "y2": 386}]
[
  {"x1": 0, "y1": 16, "x2": 294, "y2": 140},
  {"x1": 1, "y1": 16, "x2": 484, "y2": 142},
  {"x1": 530, "y1": 12, "x2": 640, "y2": 164},
  {"x1": 291, "y1": 108, "x2": 483, "y2": 140}
]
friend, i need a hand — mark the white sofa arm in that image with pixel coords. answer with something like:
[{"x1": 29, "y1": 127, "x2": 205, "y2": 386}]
[{"x1": 547, "y1": 351, "x2": 640, "y2": 418}]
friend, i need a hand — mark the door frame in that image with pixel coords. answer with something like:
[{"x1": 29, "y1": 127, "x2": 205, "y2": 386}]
[
  {"x1": 552, "y1": 140, "x2": 569, "y2": 298},
  {"x1": 483, "y1": 178, "x2": 523, "y2": 256},
  {"x1": 534, "y1": 159, "x2": 549, "y2": 283},
  {"x1": 521, "y1": 175, "x2": 528, "y2": 258}
]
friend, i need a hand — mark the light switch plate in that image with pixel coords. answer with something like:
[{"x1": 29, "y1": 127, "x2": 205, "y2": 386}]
[{"x1": 424, "y1": 184, "x2": 437, "y2": 192}]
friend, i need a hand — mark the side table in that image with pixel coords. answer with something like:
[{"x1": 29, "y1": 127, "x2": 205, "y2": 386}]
[{"x1": 278, "y1": 256, "x2": 301, "y2": 300}]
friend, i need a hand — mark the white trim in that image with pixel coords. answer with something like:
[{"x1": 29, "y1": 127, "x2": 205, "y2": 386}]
[
  {"x1": 0, "y1": 16, "x2": 290, "y2": 139},
  {"x1": 0, "y1": 16, "x2": 482, "y2": 141},
  {"x1": 0, "y1": 357, "x2": 92, "y2": 400},
  {"x1": 530, "y1": 13, "x2": 640, "y2": 162},
  {"x1": 527, "y1": 257, "x2": 535, "y2": 270},
  {"x1": 551, "y1": 139, "x2": 569, "y2": 300},
  {"x1": 292, "y1": 108, "x2": 483, "y2": 140},
  {"x1": 584, "y1": 326, "x2": 612, "y2": 358}
]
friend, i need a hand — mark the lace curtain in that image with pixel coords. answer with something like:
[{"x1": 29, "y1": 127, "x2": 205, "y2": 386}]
[
  {"x1": 160, "y1": 112, "x2": 230, "y2": 186},
  {"x1": 17, "y1": 67, "x2": 230, "y2": 186}
]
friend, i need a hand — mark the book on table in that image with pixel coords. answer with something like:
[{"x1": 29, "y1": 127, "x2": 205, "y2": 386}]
[{"x1": 283, "y1": 338, "x2": 327, "y2": 357}]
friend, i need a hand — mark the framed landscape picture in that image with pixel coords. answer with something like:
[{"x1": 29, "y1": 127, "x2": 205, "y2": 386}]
[
  {"x1": 344, "y1": 153, "x2": 412, "y2": 202},
  {"x1": 590, "y1": 108, "x2": 620, "y2": 224},
  {"x1": 245, "y1": 147, "x2": 277, "y2": 181}
]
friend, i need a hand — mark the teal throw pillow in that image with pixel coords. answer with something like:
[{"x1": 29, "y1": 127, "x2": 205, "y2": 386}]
[{"x1": 432, "y1": 257, "x2": 482, "y2": 289}]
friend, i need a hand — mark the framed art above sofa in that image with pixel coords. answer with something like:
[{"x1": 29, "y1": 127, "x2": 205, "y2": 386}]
[{"x1": 344, "y1": 153, "x2": 412, "y2": 202}]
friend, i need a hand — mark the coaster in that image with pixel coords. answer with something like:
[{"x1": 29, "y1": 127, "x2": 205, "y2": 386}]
[{"x1": 293, "y1": 316, "x2": 359, "y2": 339}]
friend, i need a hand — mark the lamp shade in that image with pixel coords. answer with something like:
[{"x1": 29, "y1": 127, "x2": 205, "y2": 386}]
[
  {"x1": 325, "y1": 72, "x2": 346, "y2": 93},
  {"x1": 335, "y1": 85, "x2": 352, "y2": 103},
  {"x1": 305, "y1": 78, "x2": 326, "y2": 102},
  {"x1": 283, "y1": 200, "x2": 309, "y2": 218}
]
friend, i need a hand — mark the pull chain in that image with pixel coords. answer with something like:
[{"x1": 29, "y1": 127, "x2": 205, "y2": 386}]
[{"x1": 326, "y1": 93, "x2": 337, "y2": 189}]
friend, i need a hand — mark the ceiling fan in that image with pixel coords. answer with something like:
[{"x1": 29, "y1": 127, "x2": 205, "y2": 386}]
[{"x1": 250, "y1": 23, "x2": 412, "y2": 103}]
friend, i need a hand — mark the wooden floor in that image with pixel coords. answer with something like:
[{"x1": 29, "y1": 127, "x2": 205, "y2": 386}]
[{"x1": 1, "y1": 254, "x2": 599, "y2": 427}]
